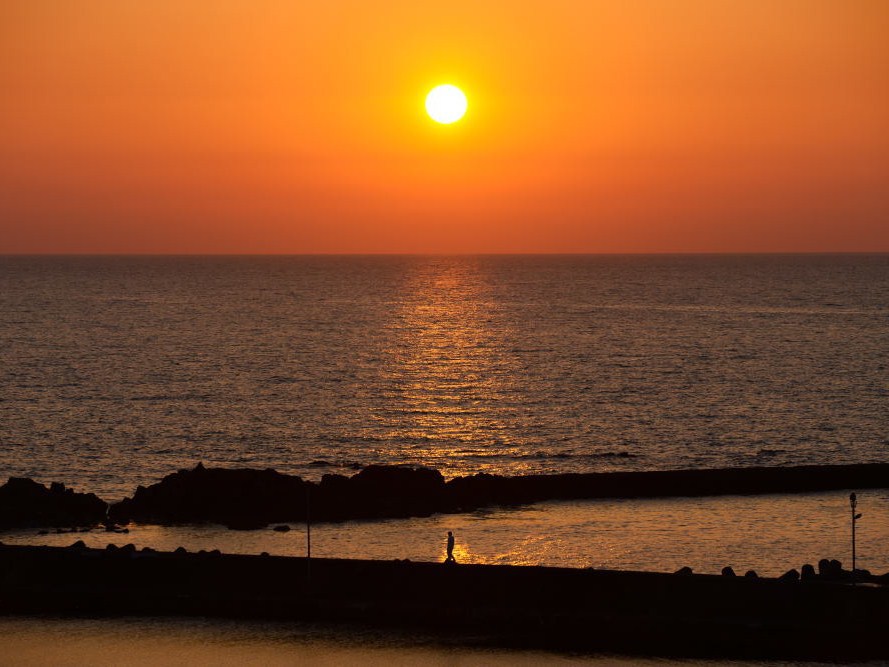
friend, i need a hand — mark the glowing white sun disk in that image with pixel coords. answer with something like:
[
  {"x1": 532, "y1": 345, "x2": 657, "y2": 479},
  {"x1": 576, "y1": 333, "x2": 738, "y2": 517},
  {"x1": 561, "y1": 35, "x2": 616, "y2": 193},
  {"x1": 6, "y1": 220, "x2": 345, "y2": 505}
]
[{"x1": 425, "y1": 84, "x2": 468, "y2": 124}]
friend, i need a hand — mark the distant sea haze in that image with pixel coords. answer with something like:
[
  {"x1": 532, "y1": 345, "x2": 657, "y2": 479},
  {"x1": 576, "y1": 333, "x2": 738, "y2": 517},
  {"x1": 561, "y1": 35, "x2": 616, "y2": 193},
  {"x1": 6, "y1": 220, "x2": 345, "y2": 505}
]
[{"x1": 1, "y1": 254, "x2": 887, "y2": 500}]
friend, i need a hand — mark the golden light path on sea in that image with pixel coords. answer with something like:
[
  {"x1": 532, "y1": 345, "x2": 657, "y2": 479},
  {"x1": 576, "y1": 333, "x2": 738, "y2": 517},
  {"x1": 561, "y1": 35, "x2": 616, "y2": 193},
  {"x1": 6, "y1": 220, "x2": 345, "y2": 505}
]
[{"x1": 368, "y1": 259, "x2": 523, "y2": 472}]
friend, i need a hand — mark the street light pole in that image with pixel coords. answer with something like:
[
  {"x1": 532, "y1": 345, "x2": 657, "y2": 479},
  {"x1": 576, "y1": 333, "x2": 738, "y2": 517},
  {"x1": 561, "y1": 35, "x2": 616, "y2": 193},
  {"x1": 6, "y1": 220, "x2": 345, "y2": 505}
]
[
  {"x1": 306, "y1": 485, "x2": 312, "y2": 584},
  {"x1": 850, "y1": 492, "x2": 862, "y2": 577}
]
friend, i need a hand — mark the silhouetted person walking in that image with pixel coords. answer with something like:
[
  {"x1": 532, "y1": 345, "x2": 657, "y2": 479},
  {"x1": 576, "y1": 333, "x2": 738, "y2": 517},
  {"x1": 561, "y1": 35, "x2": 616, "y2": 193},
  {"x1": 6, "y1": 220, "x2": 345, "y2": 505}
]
[{"x1": 446, "y1": 531, "x2": 456, "y2": 563}]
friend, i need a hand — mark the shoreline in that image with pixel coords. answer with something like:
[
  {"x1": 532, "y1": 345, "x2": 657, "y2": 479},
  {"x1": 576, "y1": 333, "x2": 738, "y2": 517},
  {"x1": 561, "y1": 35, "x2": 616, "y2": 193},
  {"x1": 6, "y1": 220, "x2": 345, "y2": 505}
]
[{"x1": 1, "y1": 542, "x2": 887, "y2": 660}]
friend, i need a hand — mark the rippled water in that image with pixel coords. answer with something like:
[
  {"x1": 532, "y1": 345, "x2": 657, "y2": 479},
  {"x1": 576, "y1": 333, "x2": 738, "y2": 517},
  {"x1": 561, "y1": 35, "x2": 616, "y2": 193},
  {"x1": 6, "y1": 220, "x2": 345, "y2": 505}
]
[{"x1": 1, "y1": 255, "x2": 887, "y2": 500}]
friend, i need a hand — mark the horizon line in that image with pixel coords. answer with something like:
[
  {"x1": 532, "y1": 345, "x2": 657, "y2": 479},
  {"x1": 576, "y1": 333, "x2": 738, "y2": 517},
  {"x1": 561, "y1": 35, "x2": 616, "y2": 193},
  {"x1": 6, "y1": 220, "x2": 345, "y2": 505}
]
[{"x1": 2, "y1": 251, "x2": 888, "y2": 258}]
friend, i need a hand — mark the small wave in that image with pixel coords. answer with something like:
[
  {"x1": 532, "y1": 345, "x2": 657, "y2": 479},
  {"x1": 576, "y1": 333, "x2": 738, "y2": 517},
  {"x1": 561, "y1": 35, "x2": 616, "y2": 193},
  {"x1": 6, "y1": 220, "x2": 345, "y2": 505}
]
[
  {"x1": 534, "y1": 450, "x2": 639, "y2": 460},
  {"x1": 462, "y1": 451, "x2": 640, "y2": 461},
  {"x1": 266, "y1": 376, "x2": 309, "y2": 384},
  {"x1": 755, "y1": 448, "x2": 785, "y2": 458},
  {"x1": 129, "y1": 394, "x2": 213, "y2": 402},
  {"x1": 307, "y1": 459, "x2": 363, "y2": 470}
]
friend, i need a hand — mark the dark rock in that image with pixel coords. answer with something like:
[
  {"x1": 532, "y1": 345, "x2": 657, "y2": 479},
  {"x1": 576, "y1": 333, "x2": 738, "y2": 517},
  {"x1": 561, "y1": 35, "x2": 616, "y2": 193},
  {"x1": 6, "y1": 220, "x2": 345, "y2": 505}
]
[
  {"x1": 174, "y1": 547, "x2": 188, "y2": 555},
  {"x1": 37, "y1": 530, "x2": 48, "y2": 536},
  {"x1": 819, "y1": 559, "x2": 849, "y2": 581},
  {"x1": 349, "y1": 465, "x2": 446, "y2": 518},
  {"x1": 744, "y1": 570, "x2": 758, "y2": 578},
  {"x1": 779, "y1": 569, "x2": 800, "y2": 582},
  {"x1": 109, "y1": 463, "x2": 446, "y2": 527},
  {"x1": 209, "y1": 549, "x2": 221, "y2": 556},
  {"x1": 317, "y1": 466, "x2": 446, "y2": 521},
  {"x1": 97, "y1": 462, "x2": 889, "y2": 529},
  {"x1": 0, "y1": 478, "x2": 107, "y2": 530},
  {"x1": 119, "y1": 544, "x2": 137, "y2": 555},
  {"x1": 106, "y1": 544, "x2": 118, "y2": 552},
  {"x1": 109, "y1": 463, "x2": 309, "y2": 527},
  {"x1": 801, "y1": 564, "x2": 817, "y2": 581},
  {"x1": 674, "y1": 566, "x2": 694, "y2": 575},
  {"x1": 68, "y1": 540, "x2": 87, "y2": 550},
  {"x1": 272, "y1": 524, "x2": 291, "y2": 532},
  {"x1": 721, "y1": 566, "x2": 736, "y2": 577}
]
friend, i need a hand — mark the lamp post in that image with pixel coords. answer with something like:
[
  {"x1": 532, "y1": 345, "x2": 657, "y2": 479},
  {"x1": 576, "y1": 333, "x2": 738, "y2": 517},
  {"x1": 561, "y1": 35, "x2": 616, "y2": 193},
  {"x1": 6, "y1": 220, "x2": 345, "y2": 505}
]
[
  {"x1": 306, "y1": 485, "x2": 312, "y2": 584},
  {"x1": 850, "y1": 492, "x2": 862, "y2": 576}
]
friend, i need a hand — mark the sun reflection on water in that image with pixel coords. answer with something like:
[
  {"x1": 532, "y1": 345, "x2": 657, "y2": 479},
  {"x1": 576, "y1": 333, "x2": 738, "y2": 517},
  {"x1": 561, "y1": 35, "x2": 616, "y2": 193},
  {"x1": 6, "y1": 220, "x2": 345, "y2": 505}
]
[{"x1": 363, "y1": 259, "x2": 524, "y2": 475}]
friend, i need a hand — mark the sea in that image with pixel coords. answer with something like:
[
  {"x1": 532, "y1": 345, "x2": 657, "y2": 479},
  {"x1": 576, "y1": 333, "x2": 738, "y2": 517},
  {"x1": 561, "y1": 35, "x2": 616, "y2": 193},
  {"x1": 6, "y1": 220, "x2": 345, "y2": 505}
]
[
  {"x1": 1, "y1": 254, "x2": 888, "y2": 664},
  {"x1": 2, "y1": 254, "x2": 887, "y2": 499}
]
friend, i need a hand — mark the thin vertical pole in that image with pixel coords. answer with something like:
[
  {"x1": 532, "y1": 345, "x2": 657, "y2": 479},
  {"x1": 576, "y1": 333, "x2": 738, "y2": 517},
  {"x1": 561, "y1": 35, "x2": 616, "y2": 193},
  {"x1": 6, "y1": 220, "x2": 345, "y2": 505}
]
[
  {"x1": 850, "y1": 492, "x2": 857, "y2": 578},
  {"x1": 852, "y1": 507, "x2": 856, "y2": 573},
  {"x1": 306, "y1": 485, "x2": 312, "y2": 584}
]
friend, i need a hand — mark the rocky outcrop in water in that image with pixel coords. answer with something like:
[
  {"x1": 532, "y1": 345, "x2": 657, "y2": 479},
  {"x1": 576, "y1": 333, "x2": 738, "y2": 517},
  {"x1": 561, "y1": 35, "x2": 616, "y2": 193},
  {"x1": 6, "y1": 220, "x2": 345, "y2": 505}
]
[
  {"x1": 316, "y1": 465, "x2": 446, "y2": 521},
  {"x1": 6, "y1": 462, "x2": 888, "y2": 530},
  {"x1": 444, "y1": 463, "x2": 889, "y2": 508},
  {"x1": 0, "y1": 478, "x2": 107, "y2": 529},
  {"x1": 103, "y1": 462, "x2": 889, "y2": 529},
  {"x1": 108, "y1": 463, "x2": 447, "y2": 528},
  {"x1": 109, "y1": 463, "x2": 311, "y2": 529}
]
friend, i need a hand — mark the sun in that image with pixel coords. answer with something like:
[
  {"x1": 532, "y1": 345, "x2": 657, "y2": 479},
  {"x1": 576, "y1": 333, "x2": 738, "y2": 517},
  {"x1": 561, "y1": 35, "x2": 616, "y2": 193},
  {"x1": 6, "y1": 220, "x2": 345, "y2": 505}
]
[{"x1": 425, "y1": 84, "x2": 468, "y2": 124}]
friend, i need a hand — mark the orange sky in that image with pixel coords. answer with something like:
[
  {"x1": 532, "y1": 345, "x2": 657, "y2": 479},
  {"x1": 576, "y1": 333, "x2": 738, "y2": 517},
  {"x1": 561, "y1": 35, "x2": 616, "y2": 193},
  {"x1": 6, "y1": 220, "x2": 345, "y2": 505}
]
[{"x1": 1, "y1": 0, "x2": 888, "y2": 253}]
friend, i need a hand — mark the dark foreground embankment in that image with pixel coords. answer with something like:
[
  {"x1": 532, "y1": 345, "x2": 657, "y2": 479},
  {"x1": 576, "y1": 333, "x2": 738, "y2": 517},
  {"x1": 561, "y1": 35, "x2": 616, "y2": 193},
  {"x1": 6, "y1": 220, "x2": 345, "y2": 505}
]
[
  {"x1": 1, "y1": 543, "x2": 887, "y2": 660},
  {"x1": 2, "y1": 462, "x2": 888, "y2": 530}
]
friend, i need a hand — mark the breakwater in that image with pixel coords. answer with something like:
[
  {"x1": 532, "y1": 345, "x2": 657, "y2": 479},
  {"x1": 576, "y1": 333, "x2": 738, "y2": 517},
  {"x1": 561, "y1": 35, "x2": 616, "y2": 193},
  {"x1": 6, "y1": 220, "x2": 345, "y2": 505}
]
[
  {"x1": 2, "y1": 462, "x2": 888, "y2": 530},
  {"x1": 0, "y1": 542, "x2": 887, "y2": 660}
]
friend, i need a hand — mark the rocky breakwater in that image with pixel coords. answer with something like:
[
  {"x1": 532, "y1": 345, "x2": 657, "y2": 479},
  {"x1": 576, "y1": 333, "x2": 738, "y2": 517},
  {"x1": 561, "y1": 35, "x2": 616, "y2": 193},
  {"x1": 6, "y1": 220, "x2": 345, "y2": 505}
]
[
  {"x1": 7, "y1": 462, "x2": 889, "y2": 530},
  {"x1": 0, "y1": 478, "x2": 107, "y2": 530},
  {"x1": 108, "y1": 463, "x2": 447, "y2": 529},
  {"x1": 106, "y1": 461, "x2": 889, "y2": 529}
]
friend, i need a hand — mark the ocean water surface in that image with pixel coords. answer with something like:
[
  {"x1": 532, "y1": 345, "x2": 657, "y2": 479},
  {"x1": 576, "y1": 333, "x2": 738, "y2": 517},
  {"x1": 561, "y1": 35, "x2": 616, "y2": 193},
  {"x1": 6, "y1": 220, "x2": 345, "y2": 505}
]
[
  {"x1": 2, "y1": 254, "x2": 888, "y2": 663},
  {"x1": 2, "y1": 254, "x2": 886, "y2": 501}
]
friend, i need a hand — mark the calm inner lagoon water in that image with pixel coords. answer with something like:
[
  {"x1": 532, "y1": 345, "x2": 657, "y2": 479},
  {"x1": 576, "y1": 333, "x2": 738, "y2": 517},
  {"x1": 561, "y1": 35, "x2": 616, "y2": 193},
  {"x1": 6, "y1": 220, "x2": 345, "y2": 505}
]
[{"x1": 5, "y1": 490, "x2": 888, "y2": 576}]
